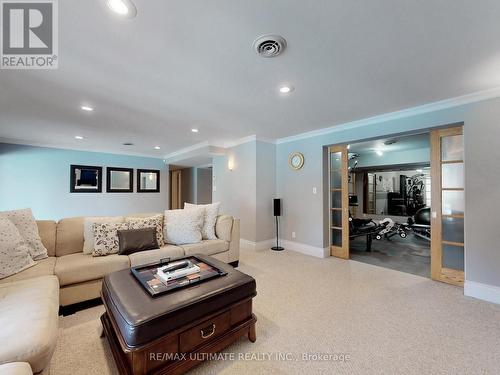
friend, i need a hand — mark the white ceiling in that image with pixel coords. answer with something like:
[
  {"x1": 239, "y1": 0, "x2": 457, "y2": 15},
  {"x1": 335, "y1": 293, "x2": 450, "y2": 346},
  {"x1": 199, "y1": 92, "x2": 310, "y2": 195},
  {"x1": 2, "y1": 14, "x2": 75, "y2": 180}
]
[
  {"x1": 1, "y1": 0, "x2": 500, "y2": 157},
  {"x1": 349, "y1": 133, "x2": 430, "y2": 155}
]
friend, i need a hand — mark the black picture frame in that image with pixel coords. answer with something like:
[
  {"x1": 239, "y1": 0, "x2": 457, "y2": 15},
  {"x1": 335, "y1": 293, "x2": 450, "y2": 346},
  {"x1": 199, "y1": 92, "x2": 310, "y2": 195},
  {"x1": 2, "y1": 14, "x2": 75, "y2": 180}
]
[
  {"x1": 70, "y1": 165, "x2": 102, "y2": 193},
  {"x1": 137, "y1": 169, "x2": 160, "y2": 193},
  {"x1": 106, "y1": 167, "x2": 134, "y2": 193}
]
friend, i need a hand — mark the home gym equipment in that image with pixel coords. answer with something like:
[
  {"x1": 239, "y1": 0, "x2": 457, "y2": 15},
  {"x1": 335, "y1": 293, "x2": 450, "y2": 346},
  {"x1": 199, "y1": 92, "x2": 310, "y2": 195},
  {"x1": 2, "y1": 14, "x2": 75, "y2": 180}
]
[{"x1": 405, "y1": 207, "x2": 431, "y2": 241}]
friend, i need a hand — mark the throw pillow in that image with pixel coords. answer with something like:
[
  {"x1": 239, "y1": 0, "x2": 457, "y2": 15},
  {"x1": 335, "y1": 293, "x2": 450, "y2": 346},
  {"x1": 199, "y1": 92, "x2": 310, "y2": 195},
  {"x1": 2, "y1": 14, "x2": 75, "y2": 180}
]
[
  {"x1": 83, "y1": 216, "x2": 124, "y2": 254},
  {"x1": 92, "y1": 222, "x2": 129, "y2": 257},
  {"x1": 125, "y1": 214, "x2": 164, "y2": 246},
  {"x1": 164, "y1": 208, "x2": 204, "y2": 245},
  {"x1": 0, "y1": 217, "x2": 36, "y2": 279},
  {"x1": 0, "y1": 208, "x2": 48, "y2": 260},
  {"x1": 184, "y1": 202, "x2": 221, "y2": 240},
  {"x1": 117, "y1": 228, "x2": 159, "y2": 255}
]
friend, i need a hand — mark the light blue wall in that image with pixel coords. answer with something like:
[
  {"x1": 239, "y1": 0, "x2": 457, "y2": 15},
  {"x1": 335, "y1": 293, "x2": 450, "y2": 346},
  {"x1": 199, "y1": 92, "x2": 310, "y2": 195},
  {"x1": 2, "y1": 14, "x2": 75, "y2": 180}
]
[
  {"x1": 276, "y1": 96, "x2": 500, "y2": 288},
  {"x1": 0, "y1": 143, "x2": 168, "y2": 220}
]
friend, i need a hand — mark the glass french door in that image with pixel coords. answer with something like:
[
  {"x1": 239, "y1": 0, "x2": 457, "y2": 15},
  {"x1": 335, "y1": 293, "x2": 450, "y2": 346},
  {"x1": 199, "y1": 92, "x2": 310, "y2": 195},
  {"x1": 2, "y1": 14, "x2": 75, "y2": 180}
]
[
  {"x1": 430, "y1": 126, "x2": 465, "y2": 286},
  {"x1": 329, "y1": 145, "x2": 349, "y2": 259}
]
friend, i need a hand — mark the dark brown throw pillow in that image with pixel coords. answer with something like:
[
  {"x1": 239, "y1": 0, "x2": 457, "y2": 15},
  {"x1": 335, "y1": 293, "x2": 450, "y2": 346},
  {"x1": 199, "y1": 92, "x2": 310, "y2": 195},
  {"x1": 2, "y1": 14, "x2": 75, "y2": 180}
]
[{"x1": 117, "y1": 227, "x2": 159, "y2": 255}]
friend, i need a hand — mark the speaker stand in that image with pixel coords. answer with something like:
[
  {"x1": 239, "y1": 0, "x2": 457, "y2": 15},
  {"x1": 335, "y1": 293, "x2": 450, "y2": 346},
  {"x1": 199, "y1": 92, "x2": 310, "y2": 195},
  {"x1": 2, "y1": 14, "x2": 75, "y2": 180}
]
[{"x1": 271, "y1": 216, "x2": 284, "y2": 251}]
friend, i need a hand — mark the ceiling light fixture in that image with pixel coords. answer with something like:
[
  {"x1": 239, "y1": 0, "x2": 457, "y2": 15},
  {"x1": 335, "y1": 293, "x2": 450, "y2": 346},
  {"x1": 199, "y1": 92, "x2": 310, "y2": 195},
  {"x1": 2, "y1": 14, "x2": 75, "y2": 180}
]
[
  {"x1": 154, "y1": 146, "x2": 161, "y2": 150},
  {"x1": 279, "y1": 85, "x2": 294, "y2": 94},
  {"x1": 106, "y1": 0, "x2": 137, "y2": 18},
  {"x1": 375, "y1": 150, "x2": 384, "y2": 156},
  {"x1": 416, "y1": 169, "x2": 423, "y2": 173},
  {"x1": 80, "y1": 105, "x2": 93, "y2": 112},
  {"x1": 191, "y1": 128, "x2": 199, "y2": 133},
  {"x1": 75, "y1": 135, "x2": 84, "y2": 140}
]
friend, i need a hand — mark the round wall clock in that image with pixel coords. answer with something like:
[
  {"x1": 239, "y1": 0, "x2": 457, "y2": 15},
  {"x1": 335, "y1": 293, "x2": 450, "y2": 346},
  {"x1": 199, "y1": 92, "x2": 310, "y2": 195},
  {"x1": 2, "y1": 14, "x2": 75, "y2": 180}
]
[{"x1": 289, "y1": 152, "x2": 304, "y2": 170}]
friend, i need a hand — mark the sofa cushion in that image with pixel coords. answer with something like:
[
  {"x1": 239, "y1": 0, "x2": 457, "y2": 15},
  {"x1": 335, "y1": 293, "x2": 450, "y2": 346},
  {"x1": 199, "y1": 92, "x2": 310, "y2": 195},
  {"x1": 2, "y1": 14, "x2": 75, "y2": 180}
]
[
  {"x1": 0, "y1": 257, "x2": 55, "y2": 285},
  {"x1": 0, "y1": 217, "x2": 36, "y2": 280},
  {"x1": 0, "y1": 209, "x2": 48, "y2": 260},
  {"x1": 180, "y1": 240, "x2": 229, "y2": 257},
  {"x1": 55, "y1": 253, "x2": 130, "y2": 286},
  {"x1": 0, "y1": 276, "x2": 59, "y2": 373},
  {"x1": 215, "y1": 215, "x2": 233, "y2": 242},
  {"x1": 118, "y1": 228, "x2": 159, "y2": 255},
  {"x1": 0, "y1": 362, "x2": 33, "y2": 375},
  {"x1": 55, "y1": 217, "x2": 84, "y2": 256},
  {"x1": 36, "y1": 220, "x2": 56, "y2": 257},
  {"x1": 83, "y1": 216, "x2": 125, "y2": 254},
  {"x1": 128, "y1": 245, "x2": 184, "y2": 267}
]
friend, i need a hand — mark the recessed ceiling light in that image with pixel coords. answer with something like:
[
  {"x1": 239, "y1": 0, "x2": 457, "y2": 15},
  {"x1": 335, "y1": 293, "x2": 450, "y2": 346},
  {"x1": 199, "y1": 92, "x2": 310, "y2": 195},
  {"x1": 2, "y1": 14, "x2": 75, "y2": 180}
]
[
  {"x1": 80, "y1": 105, "x2": 93, "y2": 112},
  {"x1": 191, "y1": 128, "x2": 199, "y2": 133},
  {"x1": 106, "y1": 0, "x2": 137, "y2": 18},
  {"x1": 416, "y1": 169, "x2": 423, "y2": 173},
  {"x1": 154, "y1": 146, "x2": 161, "y2": 150},
  {"x1": 279, "y1": 85, "x2": 294, "y2": 94},
  {"x1": 75, "y1": 135, "x2": 84, "y2": 140},
  {"x1": 375, "y1": 150, "x2": 384, "y2": 156}
]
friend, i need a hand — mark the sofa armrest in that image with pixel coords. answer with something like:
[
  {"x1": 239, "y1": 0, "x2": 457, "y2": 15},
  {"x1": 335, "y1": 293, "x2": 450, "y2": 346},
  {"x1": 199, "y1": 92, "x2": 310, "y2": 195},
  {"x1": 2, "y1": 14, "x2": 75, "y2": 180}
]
[{"x1": 226, "y1": 218, "x2": 240, "y2": 263}]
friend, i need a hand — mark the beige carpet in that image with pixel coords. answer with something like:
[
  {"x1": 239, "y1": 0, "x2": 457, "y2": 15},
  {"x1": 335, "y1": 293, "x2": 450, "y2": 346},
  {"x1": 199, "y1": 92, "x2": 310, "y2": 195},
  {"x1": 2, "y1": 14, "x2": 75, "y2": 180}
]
[{"x1": 49, "y1": 246, "x2": 500, "y2": 374}]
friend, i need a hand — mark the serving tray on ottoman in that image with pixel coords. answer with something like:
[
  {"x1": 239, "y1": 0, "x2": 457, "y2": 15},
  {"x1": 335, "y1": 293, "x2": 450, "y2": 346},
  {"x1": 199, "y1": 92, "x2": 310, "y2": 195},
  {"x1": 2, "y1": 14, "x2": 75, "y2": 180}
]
[{"x1": 100, "y1": 254, "x2": 257, "y2": 375}]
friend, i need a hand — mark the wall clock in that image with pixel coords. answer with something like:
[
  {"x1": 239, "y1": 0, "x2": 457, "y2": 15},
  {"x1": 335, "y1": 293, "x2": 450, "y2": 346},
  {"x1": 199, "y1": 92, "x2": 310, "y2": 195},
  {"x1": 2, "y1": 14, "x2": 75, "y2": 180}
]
[{"x1": 289, "y1": 152, "x2": 304, "y2": 170}]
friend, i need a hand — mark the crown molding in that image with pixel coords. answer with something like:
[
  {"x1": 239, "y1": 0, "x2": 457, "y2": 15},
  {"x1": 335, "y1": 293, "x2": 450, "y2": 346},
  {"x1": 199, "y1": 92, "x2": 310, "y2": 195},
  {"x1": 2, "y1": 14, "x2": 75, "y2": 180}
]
[
  {"x1": 275, "y1": 86, "x2": 500, "y2": 145},
  {"x1": 162, "y1": 141, "x2": 210, "y2": 160},
  {"x1": 0, "y1": 137, "x2": 165, "y2": 159}
]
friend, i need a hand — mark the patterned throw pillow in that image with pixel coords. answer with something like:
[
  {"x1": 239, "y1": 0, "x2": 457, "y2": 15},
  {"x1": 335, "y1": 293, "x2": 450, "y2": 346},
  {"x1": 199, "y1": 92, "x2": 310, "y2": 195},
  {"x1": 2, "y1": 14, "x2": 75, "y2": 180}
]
[
  {"x1": 125, "y1": 215, "x2": 164, "y2": 247},
  {"x1": 0, "y1": 208, "x2": 48, "y2": 260},
  {"x1": 92, "y1": 222, "x2": 129, "y2": 257},
  {"x1": 83, "y1": 216, "x2": 125, "y2": 255},
  {"x1": 0, "y1": 217, "x2": 36, "y2": 279},
  {"x1": 164, "y1": 208, "x2": 204, "y2": 245},
  {"x1": 184, "y1": 202, "x2": 220, "y2": 240}
]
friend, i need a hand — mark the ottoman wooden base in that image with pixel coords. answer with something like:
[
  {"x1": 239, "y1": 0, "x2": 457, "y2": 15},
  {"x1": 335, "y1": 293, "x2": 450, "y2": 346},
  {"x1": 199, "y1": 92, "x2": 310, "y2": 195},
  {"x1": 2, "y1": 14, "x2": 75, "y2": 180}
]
[{"x1": 101, "y1": 298, "x2": 257, "y2": 375}]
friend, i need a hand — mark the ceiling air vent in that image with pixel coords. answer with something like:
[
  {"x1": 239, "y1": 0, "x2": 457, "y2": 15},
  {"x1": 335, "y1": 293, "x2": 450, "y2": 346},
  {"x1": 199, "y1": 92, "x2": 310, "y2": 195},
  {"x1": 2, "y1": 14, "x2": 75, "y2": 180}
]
[
  {"x1": 253, "y1": 35, "x2": 287, "y2": 58},
  {"x1": 384, "y1": 139, "x2": 398, "y2": 146}
]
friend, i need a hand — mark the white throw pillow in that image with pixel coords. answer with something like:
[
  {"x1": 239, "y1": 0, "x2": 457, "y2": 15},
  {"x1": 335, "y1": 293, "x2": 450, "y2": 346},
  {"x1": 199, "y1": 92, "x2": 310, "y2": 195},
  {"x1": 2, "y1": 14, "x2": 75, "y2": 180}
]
[
  {"x1": 83, "y1": 216, "x2": 124, "y2": 254},
  {"x1": 125, "y1": 215, "x2": 164, "y2": 246},
  {"x1": 92, "y1": 222, "x2": 129, "y2": 257},
  {"x1": 0, "y1": 217, "x2": 36, "y2": 279},
  {"x1": 0, "y1": 208, "x2": 48, "y2": 260},
  {"x1": 164, "y1": 208, "x2": 204, "y2": 245},
  {"x1": 184, "y1": 202, "x2": 221, "y2": 240}
]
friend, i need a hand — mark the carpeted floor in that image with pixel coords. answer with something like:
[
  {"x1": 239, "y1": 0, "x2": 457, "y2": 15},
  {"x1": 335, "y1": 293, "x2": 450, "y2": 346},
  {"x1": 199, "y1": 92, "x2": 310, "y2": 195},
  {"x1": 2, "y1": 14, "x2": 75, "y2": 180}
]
[{"x1": 49, "y1": 245, "x2": 500, "y2": 374}]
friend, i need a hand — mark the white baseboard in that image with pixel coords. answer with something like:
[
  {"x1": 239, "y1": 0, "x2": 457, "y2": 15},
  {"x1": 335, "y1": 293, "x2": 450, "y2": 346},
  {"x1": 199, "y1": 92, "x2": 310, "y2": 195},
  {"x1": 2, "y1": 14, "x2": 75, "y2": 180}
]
[
  {"x1": 281, "y1": 240, "x2": 329, "y2": 258},
  {"x1": 464, "y1": 280, "x2": 500, "y2": 305},
  {"x1": 240, "y1": 238, "x2": 275, "y2": 251}
]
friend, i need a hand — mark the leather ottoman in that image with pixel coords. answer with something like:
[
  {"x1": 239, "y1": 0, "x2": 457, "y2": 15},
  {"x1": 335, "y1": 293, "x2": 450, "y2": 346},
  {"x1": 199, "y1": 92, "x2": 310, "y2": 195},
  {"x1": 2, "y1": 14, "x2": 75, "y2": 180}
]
[{"x1": 100, "y1": 254, "x2": 257, "y2": 375}]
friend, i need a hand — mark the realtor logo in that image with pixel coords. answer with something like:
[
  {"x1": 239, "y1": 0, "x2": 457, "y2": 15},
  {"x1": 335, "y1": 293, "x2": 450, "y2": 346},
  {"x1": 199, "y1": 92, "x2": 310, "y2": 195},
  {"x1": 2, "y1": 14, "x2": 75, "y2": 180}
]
[{"x1": 1, "y1": 0, "x2": 58, "y2": 69}]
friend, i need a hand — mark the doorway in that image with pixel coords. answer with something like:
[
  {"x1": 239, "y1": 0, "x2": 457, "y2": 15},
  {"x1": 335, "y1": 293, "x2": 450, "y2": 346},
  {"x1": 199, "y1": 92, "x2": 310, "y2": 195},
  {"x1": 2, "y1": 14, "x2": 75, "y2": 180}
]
[{"x1": 328, "y1": 126, "x2": 464, "y2": 286}]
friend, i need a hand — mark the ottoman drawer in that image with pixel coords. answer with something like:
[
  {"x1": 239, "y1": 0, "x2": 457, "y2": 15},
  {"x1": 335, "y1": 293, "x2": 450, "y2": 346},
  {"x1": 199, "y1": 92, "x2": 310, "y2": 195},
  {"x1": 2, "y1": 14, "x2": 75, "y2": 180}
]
[{"x1": 179, "y1": 310, "x2": 231, "y2": 353}]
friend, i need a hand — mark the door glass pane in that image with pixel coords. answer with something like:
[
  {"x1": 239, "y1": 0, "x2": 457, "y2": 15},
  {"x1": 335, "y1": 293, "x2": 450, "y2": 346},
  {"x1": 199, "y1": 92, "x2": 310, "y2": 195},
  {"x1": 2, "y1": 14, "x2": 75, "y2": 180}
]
[
  {"x1": 331, "y1": 210, "x2": 342, "y2": 228},
  {"x1": 331, "y1": 170, "x2": 341, "y2": 189},
  {"x1": 442, "y1": 163, "x2": 464, "y2": 189},
  {"x1": 331, "y1": 228, "x2": 342, "y2": 247},
  {"x1": 442, "y1": 244, "x2": 464, "y2": 271},
  {"x1": 442, "y1": 190, "x2": 464, "y2": 215},
  {"x1": 331, "y1": 191, "x2": 342, "y2": 208},
  {"x1": 330, "y1": 152, "x2": 342, "y2": 170},
  {"x1": 441, "y1": 135, "x2": 463, "y2": 161},
  {"x1": 442, "y1": 217, "x2": 464, "y2": 243}
]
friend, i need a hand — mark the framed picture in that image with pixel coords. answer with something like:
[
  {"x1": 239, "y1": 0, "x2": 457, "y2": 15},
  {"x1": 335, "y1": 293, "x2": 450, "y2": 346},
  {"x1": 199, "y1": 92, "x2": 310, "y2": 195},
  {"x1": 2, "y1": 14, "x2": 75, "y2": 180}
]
[
  {"x1": 137, "y1": 169, "x2": 160, "y2": 193},
  {"x1": 70, "y1": 165, "x2": 102, "y2": 193},
  {"x1": 106, "y1": 167, "x2": 133, "y2": 193}
]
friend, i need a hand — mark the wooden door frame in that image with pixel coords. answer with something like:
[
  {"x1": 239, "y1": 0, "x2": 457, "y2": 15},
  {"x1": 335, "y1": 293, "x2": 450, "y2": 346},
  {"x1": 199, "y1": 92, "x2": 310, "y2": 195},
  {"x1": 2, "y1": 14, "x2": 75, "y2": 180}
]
[
  {"x1": 430, "y1": 126, "x2": 465, "y2": 286},
  {"x1": 329, "y1": 145, "x2": 350, "y2": 259},
  {"x1": 169, "y1": 170, "x2": 182, "y2": 209}
]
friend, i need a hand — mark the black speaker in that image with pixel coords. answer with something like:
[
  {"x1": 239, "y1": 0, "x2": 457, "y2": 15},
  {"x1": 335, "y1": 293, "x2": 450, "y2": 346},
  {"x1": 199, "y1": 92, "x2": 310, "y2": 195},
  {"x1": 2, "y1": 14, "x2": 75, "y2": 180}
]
[
  {"x1": 273, "y1": 198, "x2": 281, "y2": 217},
  {"x1": 272, "y1": 198, "x2": 284, "y2": 251}
]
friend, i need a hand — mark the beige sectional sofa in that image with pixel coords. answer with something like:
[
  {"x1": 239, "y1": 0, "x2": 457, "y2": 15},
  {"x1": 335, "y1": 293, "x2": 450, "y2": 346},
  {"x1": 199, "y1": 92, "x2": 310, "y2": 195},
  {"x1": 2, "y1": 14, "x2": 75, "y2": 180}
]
[{"x1": 0, "y1": 213, "x2": 239, "y2": 374}]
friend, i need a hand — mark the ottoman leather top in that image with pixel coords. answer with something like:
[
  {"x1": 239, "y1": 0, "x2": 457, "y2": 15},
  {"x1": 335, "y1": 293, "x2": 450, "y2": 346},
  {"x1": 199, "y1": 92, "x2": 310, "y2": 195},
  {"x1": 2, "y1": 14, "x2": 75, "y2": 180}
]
[{"x1": 102, "y1": 254, "x2": 256, "y2": 348}]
